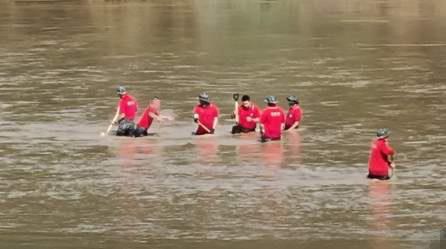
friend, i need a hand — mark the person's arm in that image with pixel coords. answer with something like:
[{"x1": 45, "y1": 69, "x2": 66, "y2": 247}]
[
  {"x1": 212, "y1": 117, "x2": 218, "y2": 130},
  {"x1": 382, "y1": 140, "x2": 396, "y2": 168},
  {"x1": 149, "y1": 112, "x2": 162, "y2": 121},
  {"x1": 388, "y1": 154, "x2": 395, "y2": 169},
  {"x1": 212, "y1": 107, "x2": 219, "y2": 133},
  {"x1": 111, "y1": 106, "x2": 121, "y2": 124},
  {"x1": 253, "y1": 107, "x2": 261, "y2": 123},
  {"x1": 234, "y1": 102, "x2": 240, "y2": 124},
  {"x1": 286, "y1": 108, "x2": 301, "y2": 131},
  {"x1": 286, "y1": 121, "x2": 300, "y2": 131},
  {"x1": 281, "y1": 110, "x2": 286, "y2": 131}
]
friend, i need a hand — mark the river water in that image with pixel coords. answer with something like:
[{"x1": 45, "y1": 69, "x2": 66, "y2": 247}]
[{"x1": 0, "y1": 0, "x2": 445, "y2": 248}]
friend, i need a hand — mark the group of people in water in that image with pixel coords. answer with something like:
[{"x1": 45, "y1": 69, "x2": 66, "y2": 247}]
[{"x1": 105, "y1": 85, "x2": 396, "y2": 181}]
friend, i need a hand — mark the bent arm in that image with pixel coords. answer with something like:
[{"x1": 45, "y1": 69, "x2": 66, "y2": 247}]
[
  {"x1": 149, "y1": 112, "x2": 161, "y2": 121},
  {"x1": 286, "y1": 121, "x2": 300, "y2": 131},
  {"x1": 111, "y1": 107, "x2": 121, "y2": 124}
]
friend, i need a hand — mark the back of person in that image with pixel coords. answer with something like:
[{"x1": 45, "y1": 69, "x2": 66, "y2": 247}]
[
  {"x1": 260, "y1": 106, "x2": 285, "y2": 139},
  {"x1": 368, "y1": 138, "x2": 395, "y2": 177},
  {"x1": 119, "y1": 94, "x2": 138, "y2": 120}
]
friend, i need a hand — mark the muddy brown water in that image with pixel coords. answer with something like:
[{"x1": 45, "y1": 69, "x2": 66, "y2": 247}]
[{"x1": 0, "y1": 0, "x2": 445, "y2": 248}]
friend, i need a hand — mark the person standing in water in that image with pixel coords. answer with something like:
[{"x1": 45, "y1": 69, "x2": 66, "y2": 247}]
[
  {"x1": 134, "y1": 97, "x2": 172, "y2": 137},
  {"x1": 259, "y1": 96, "x2": 285, "y2": 142},
  {"x1": 193, "y1": 92, "x2": 219, "y2": 135},
  {"x1": 231, "y1": 95, "x2": 261, "y2": 134},
  {"x1": 368, "y1": 128, "x2": 396, "y2": 180},
  {"x1": 284, "y1": 95, "x2": 303, "y2": 131},
  {"x1": 111, "y1": 85, "x2": 138, "y2": 136}
]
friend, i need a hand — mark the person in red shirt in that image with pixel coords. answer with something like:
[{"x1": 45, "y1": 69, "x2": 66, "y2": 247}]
[
  {"x1": 368, "y1": 128, "x2": 396, "y2": 180},
  {"x1": 231, "y1": 95, "x2": 261, "y2": 134},
  {"x1": 259, "y1": 96, "x2": 285, "y2": 142},
  {"x1": 193, "y1": 92, "x2": 219, "y2": 135},
  {"x1": 134, "y1": 97, "x2": 172, "y2": 137},
  {"x1": 110, "y1": 86, "x2": 139, "y2": 136},
  {"x1": 284, "y1": 95, "x2": 303, "y2": 131}
]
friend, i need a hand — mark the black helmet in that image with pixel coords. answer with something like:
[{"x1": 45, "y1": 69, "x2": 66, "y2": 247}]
[
  {"x1": 198, "y1": 92, "x2": 210, "y2": 103},
  {"x1": 116, "y1": 85, "x2": 126, "y2": 95},
  {"x1": 286, "y1": 95, "x2": 299, "y2": 104},
  {"x1": 376, "y1": 128, "x2": 390, "y2": 138},
  {"x1": 264, "y1": 96, "x2": 278, "y2": 104}
]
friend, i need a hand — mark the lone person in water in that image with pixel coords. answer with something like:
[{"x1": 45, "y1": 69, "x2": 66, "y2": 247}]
[
  {"x1": 193, "y1": 92, "x2": 219, "y2": 135},
  {"x1": 134, "y1": 97, "x2": 172, "y2": 137},
  {"x1": 111, "y1": 86, "x2": 138, "y2": 136},
  {"x1": 259, "y1": 96, "x2": 285, "y2": 142},
  {"x1": 231, "y1": 95, "x2": 261, "y2": 134},
  {"x1": 367, "y1": 128, "x2": 396, "y2": 180},
  {"x1": 284, "y1": 95, "x2": 303, "y2": 131}
]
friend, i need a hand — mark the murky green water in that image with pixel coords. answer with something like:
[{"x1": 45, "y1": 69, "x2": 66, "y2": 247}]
[{"x1": 0, "y1": 0, "x2": 445, "y2": 248}]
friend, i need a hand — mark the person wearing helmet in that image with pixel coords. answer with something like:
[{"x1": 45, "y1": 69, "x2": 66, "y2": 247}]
[
  {"x1": 111, "y1": 85, "x2": 138, "y2": 136},
  {"x1": 231, "y1": 95, "x2": 261, "y2": 134},
  {"x1": 134, "y1": 97, "x2": 173, "y2": 137},
  {"x1": 259, "y1": 96, "x2": 285, "y2": 142},
  {"x1": 193, "y1": 92, "x2": 219, "y2": 135},
  {"x1": 367, "y1": 128, "x2": 396, "y2": 180},
  {"x1": 284, "y1": 95, "x2": 303, "y2": 131}
]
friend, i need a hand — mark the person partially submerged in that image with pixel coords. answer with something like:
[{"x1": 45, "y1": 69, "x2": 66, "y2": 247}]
[
  {"x1": 134, "y1": 97, "x2": 172, "y2": 137},
  {"x1": 367, "y1": 128, "x2": 396, "y2": 180},
  {"x1": 193, "y1": 92, "x2": 219, "y2": 135},
  {"x1": 284, "y1": 95, "x2": 303, "y2": 131},
  {"x1": 259, "y1": 96, "x2": 285, "y2": 142},
  {"x1": 231, "y1": 95, "x2": 261, "y2": 134},
  {"x1": 111, "y1": 85, "x2": 138, "y2": 136}
]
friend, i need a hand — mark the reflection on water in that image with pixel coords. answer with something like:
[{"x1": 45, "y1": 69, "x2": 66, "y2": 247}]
[
  {"x1": 368, "y1": 181, "x2": 395, "y2": 249},
  {"x1": 1, "y1": 0, "x2": 446, "y2": 248}
]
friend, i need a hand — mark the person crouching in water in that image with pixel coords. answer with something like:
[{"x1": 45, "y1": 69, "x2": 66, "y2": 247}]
[
  {"x1": 367, "y1": 128, "x2": 396, "y2": 180},
  {"x1": 284, "y1": 95, "x2": 303, "y2": 131},
  {"x1": 112, "y1": 85, "x2": 138, "y2": 136},
  {"x1": 134, "y1": 97, "x2": 171, "y2": 137},
  {"x1": 193, "y1": 92, "x2": 219, "y2": 135},
  {"x1": 259, "y1": 96, "x2": 285, "y2": 142},
  {"x1": 231, "y1": 95, "x2": 261, "y2": 134}
]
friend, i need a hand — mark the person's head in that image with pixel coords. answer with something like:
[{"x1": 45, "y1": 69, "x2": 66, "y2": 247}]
[
  {"x1": 241, "y1": 95, "x2": 251, "y2": 108},
  {"x1": 286, "y1": 95, "x2": 299, "y2": 106},
  {"x1": 198, "y1": 92, "x2": 210, "y2": 106},
  {"x1": 264, "y1": 96, "x2": 278, "y2": 106},
  {"x1": 116, "y1": 85, "x2": 127, "y2": 98},
  {"x1": 376, "y1": 128, "x2": 390, "y2": 139},
  {"x1": 150, "y1": 96, "x2": 161, "y2": 110}
]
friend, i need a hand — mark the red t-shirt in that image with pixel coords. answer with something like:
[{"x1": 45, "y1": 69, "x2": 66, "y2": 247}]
[
  {"x1": 137, "y1": 106, "x2": 158, "y2": 129},
  {"x1": 260, "y1": 106, "x2": 285, "y2": 139},
  {"x1": 285, "y1": 105, "x2": 302, "y2": 130},
  {"x1": 118, "y1": 94, "x2": 138, "y2": 120},
  {"x1": 238, "y1": 104, "x2": 261, "y2": 130},
  {"x1": 193, "y1": 103, "x2": 219, "y2": 135},
  {"x1": 368, "y1": 138, "x2": 395, "y2": 176}
]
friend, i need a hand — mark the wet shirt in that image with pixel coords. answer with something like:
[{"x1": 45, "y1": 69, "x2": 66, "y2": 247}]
[
  {"x1": 137, "y1": 106, "x2": 159, "y2": 129},
  {"x1": 260, "y1": 106, "x2": 285, "y2": 139},
  {"x1": 368, "y1": 138, "x2": 395, "y2": 176},
  {"x1": 285, "y1": 105, "x2": 303, "y2": 130},
  {"x1": 118, "y1": 94, "x2": 138, "y2": 120},
  {"x1": 193, "y1": 103, "x2": 219, "y2": 134},
  {"x1": 238, "y1": 104, "x2": 261, "y2": 130}
]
